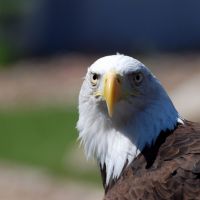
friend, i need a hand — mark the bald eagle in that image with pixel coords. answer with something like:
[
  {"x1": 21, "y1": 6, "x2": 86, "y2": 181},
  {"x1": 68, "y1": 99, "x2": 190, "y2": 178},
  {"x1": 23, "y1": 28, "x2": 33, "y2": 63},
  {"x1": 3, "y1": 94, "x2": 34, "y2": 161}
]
[{"x1": 77, "y1": 55, "x2": 200, "y2": 199}]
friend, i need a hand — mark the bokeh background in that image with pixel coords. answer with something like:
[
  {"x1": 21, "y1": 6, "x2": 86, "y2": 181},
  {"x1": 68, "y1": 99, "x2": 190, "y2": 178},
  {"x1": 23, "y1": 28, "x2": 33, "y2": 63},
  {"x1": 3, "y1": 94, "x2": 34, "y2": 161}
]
[{"x1": 0, "y1": 1, "x2": 200, "y2": 199}]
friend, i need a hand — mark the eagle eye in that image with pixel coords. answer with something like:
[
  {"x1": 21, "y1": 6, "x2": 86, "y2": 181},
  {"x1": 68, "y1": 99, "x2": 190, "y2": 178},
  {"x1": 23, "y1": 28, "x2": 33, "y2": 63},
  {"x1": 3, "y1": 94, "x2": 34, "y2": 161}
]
[
  {"x1": 90, "y1": 73, "x2": 99, "y2": 86},
  {"x1": 132, "y1": 72, "x2": 143, "y2": 85}
]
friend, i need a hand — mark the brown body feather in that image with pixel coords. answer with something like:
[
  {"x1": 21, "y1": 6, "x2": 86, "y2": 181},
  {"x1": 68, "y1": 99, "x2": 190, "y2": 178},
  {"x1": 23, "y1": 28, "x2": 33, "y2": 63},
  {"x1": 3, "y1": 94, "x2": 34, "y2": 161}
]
[{"x1": 102, "y1": 121, "x2": 200, "y2": 200}]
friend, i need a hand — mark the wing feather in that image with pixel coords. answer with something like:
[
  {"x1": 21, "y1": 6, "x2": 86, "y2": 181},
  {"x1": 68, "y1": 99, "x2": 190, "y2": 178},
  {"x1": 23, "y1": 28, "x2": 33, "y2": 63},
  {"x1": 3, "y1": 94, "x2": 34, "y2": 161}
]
[{"x1": 104, "y1": 121, "x2": 200, "y2": 200}]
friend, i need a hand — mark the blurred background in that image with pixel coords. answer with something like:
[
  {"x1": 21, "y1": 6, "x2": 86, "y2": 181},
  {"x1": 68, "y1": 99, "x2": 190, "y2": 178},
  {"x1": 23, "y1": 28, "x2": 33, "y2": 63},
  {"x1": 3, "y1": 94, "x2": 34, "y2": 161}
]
[{"x1": 0, "y1": 0, "x2": 200, "y2": 199}]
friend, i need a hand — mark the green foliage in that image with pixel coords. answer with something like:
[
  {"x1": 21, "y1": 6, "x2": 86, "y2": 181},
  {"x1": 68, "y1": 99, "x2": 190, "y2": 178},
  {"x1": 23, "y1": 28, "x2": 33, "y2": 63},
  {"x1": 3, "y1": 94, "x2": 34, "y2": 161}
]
[
  {"x1": 0, "y1": 106, "x2": 101, "y2": 184},
  {"x1": 0, "y1": 40, "x2": 14, "y2": 65},
  {"x1": 0, "y1": 0, "x2": 26, "y2": 65},
  {"x1": 0, "y1": 0, "x2": 25, "y2": 16}
]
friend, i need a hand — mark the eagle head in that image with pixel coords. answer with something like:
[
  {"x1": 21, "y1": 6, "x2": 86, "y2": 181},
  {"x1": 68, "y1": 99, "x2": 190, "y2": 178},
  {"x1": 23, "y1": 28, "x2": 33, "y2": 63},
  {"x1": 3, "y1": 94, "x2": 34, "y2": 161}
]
[{"x1": 77, "y1": 54, "x2": 182, "y2": 185}]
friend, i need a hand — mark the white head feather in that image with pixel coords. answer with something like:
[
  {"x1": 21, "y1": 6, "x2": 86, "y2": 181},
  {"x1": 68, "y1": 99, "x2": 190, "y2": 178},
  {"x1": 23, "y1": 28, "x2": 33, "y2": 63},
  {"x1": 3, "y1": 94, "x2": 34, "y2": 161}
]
[{"x1": 77, "y1": 55, "x2": 182, "y2": 185}]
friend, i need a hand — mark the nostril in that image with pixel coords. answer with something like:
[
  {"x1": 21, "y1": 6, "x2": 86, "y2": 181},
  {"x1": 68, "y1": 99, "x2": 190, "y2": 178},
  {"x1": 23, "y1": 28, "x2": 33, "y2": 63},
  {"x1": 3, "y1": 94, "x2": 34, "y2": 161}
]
[{"x1": 117, "y1": 78, "x2": 121, "y2": 83}]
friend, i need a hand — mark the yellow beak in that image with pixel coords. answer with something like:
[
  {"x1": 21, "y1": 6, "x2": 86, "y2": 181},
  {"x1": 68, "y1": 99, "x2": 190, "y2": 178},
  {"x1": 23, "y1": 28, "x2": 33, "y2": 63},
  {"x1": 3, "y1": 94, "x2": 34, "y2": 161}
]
[{"x1": 103, "y1": 72, "x2": 122, "y2": 117}]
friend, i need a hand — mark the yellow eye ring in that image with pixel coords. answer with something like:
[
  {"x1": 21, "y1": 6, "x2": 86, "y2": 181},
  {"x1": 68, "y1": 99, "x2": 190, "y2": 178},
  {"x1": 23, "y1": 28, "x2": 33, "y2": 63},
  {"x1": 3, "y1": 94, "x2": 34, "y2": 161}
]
[{"x1": 90, "y1": 73, "x2": 99, "y2": 86}]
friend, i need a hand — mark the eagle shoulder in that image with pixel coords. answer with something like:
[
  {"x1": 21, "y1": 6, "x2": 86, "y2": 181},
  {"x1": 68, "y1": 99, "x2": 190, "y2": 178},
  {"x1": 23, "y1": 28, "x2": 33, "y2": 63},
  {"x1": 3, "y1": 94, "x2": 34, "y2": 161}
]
[{"x1": 104, "y1": 121, "x2": 200, "y2": 200}]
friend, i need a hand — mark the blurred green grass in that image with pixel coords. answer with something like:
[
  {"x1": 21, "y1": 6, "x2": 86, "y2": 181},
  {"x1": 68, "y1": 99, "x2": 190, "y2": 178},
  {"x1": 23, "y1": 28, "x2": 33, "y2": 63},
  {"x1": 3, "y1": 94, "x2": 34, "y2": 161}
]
[{"x1": 0, "y1": 105, "x2": 101, "y2": 184}]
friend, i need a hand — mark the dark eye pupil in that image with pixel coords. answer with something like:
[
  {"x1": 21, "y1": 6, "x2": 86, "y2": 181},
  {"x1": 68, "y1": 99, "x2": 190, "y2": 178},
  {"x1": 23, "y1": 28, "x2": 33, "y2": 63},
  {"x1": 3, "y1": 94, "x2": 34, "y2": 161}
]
[
  {"x1": 135, "y1": 74, "x2": 141, "y2": 81},
  {"x1": 93, "y1": 74, "x2": 98, "y2": 80}
]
